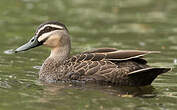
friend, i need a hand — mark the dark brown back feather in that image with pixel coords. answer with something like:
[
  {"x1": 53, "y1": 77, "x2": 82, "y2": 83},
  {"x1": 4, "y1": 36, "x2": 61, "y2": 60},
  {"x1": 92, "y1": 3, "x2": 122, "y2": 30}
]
[
  {"x1": 127, "y1": 68, "x2": 171, "y2": 86},
  {"x1": 61, "y1": 48, "x2": 168, "y2": 86},
  {"x1": 69, "y1": 48, "x2": 158, "y2": 63}
]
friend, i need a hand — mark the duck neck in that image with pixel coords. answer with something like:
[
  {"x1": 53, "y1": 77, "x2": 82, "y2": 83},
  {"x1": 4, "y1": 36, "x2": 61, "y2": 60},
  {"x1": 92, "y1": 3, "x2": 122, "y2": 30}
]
[{"x1": 49, "y1": 45, "x2": 70, "y2": 63}]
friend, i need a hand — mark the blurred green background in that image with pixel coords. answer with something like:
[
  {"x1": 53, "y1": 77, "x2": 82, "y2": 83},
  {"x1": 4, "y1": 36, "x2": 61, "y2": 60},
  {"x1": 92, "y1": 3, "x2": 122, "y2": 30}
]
[{"x1": 0, "y1": 0, "x2": 177, "y2": 110}]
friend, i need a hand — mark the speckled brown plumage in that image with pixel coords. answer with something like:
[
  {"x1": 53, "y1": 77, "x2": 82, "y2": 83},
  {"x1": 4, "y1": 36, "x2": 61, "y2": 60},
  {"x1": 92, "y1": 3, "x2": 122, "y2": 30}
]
[{"x1": 39, "y1": 48, "x2": 170, "y2": 86}]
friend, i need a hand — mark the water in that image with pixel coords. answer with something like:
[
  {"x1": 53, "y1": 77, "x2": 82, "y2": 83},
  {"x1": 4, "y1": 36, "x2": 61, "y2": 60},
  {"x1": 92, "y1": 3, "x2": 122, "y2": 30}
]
[{"x1": 0, "y1": 0, "x2": 177, "y2": 110}]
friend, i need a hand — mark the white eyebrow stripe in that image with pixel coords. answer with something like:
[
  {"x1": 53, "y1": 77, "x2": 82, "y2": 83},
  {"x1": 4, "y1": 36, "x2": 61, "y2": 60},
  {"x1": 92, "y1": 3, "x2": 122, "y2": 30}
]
[
  {"x1": 36, "y1": 24, "x2": 63, "y2": 35},
  {"x1": 37, "y1": 30, "x2": 58, "y2": 42}
]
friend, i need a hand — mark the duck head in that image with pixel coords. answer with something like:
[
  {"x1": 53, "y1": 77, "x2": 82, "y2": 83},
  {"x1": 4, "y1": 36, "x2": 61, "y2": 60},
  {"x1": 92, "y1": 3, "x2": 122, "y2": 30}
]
[{"x1": 15, "y1": 21, "x2": 71, "y2": 55}]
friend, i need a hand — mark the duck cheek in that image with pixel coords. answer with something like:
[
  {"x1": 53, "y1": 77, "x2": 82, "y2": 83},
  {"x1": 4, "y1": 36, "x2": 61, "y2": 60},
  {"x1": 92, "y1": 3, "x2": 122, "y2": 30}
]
[{"x1": 43, "y1": 40, "x2": 58, "y2": 48}]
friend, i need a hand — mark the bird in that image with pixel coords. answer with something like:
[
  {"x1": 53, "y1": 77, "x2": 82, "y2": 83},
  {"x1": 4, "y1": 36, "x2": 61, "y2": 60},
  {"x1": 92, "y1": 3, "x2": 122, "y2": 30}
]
[{"x1": 15, "y1": 21, "x2": 171, "y2": 86}]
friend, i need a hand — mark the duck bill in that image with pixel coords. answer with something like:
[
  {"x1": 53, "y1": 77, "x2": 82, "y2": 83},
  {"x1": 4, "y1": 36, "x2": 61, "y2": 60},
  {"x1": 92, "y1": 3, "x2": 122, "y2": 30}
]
[{"x1": 15, "y1": 36, "x2": 42, "y2": 53}]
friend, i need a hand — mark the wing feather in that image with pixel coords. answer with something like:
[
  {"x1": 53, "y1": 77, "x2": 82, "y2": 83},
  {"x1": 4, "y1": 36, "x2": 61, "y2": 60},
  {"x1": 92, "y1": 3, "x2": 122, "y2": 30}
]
[
  {"x1": 61, "y1": 48, "x2": 170, "y2": 86},
  {"x1": 69, "y1": 49, "x2": 159, "y2": 63}
]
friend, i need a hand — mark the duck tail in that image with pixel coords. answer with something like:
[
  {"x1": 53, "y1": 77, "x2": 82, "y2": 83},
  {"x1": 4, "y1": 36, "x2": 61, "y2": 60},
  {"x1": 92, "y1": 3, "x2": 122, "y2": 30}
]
[{"x1": 127, "y1": 68, "x2": 171, "y2": 86}]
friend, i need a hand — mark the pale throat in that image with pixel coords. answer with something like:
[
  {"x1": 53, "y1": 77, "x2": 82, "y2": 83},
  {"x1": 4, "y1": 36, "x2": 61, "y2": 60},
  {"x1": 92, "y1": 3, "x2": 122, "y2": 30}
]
[{"x1": 49, "y1": 45, "x2": 70, "y2": 62}]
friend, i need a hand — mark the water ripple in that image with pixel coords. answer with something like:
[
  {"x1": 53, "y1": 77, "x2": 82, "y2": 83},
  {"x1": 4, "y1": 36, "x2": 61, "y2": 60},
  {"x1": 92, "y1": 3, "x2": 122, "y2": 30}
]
[
  {"x1": 3, "y1": 49, "x2": 14, "y2": 55},
  {"x1": 0, "y1": 81, "x2": 11, "y2": 88}
]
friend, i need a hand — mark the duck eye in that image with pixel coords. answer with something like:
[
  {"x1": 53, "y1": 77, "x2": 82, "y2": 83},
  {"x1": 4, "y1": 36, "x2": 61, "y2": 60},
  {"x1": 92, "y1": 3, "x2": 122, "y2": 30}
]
[{"x1": 46, "y1": 27, "x2": 50, "y2": 30}]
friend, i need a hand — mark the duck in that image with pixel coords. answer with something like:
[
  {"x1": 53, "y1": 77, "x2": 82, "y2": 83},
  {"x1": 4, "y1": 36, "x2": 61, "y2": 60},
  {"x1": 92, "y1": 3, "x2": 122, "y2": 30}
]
[{"x1": 15, "y1": 21, "x2": 171, "y2": 86}]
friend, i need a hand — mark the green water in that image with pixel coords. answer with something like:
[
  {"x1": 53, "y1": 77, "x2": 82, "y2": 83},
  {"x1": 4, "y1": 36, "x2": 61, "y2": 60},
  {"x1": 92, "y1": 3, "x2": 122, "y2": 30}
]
[{"x1": 0, "y1": 0, "x2": 177, "y2": 110}]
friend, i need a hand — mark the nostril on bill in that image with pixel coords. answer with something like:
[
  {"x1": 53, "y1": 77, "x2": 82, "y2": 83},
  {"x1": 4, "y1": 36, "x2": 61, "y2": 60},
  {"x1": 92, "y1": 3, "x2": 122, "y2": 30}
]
[{"x1": 31, "y1": 39, "x2": 34, "y2": 42}]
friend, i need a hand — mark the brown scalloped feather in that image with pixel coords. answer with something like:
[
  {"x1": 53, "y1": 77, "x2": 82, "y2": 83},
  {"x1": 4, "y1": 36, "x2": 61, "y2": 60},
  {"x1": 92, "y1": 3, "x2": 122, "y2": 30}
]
[
  {"x1": 70, "y1": 49, "x2": 159, "y2": 63},
  {"x1": 39, "y1": 48, "x2": 170, "y2": 86}
]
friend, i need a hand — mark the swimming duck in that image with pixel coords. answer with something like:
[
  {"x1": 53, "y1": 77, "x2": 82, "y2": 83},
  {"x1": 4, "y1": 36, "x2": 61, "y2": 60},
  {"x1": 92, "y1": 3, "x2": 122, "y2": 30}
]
[{"x1": 15, "y1": 21, "x2": 171, "y2": 86}]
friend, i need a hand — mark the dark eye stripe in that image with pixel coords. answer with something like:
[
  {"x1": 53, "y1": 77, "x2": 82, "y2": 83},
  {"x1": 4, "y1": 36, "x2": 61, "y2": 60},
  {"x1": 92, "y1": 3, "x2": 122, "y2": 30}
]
[{"x1": 37, "y1": 26, "x2": 62, "y2": 37}]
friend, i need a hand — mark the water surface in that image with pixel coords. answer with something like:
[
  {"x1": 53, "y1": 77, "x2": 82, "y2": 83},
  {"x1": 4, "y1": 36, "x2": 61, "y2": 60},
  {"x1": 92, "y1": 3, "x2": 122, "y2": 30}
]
[{"x1": 0, "y1": 0, "x2": 177, "y2": 110}]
